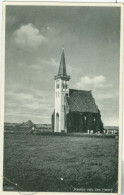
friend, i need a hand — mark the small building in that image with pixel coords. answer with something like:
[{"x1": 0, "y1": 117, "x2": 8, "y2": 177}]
[
  {"x1": 35, "y1": 124, "x2": 52, "y2": 131},
  {"x1": 30, "y1": 124, "x2": 52, "y2": 134},
  {"x1": 104, "y1": 126, "x2": 119, "y2": 134},
  {"x1": 4, "y1": 121, "x2": 52, "y2": 133},
  {"x1": 16, "y1": 120, "x2": 36, "y2": 131}
]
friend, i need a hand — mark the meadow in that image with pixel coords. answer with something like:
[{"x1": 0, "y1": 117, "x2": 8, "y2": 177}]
[{"x1": 3, "y1": 133, "x2": 118, "y2": 192}]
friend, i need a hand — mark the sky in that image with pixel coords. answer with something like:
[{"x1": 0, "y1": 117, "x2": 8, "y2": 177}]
[{"x1": 4, "y1": 5, "x2": 120, "y2": 125}]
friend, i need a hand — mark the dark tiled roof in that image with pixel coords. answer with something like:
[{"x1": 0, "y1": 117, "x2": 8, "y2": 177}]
[{"x1": 66, "y1": 89, "x2": 99, "y2": 113}]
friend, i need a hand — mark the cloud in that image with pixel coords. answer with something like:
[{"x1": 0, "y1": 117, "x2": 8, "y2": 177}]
[
  {"x1": 26, "y1": 58, "x2": 59, "y2": 70},
  {"x1": 41, "y1": 25, "x2": 53, "y2": 33},
  {"x1": 40, "y1": 58, "x2": 58, "y2": 67},
  {"x1": 5, "y1": 90, "x2": 53, "y2": 106},
  {"x1": 5, "y1": 89, "x2": 54, "y2": 123},
  {"x1": 29, "y1": 64, "x2": 42, "y2": 70},
  {"x1": 17, "y1": 57, "x2": 76, "y2": 77},
  {"x1": 18, "y1": 58, "x2": 58, "y2": 70},
  {"x1": 75, "y1": 75, "x2": 112, "y2": 90},
  {"x1": 94, "y1": 91, "x2": 118, "y2": 100},
  {"x1": 13, "y1": 23, "x2": 46, "y2": 50},
  {"x1": 31, "y1": 57, "x2": 77, "y2": 77}
]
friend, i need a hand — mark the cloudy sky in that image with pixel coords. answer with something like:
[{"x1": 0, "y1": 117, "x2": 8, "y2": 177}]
[{"x1": 5, "y1": 5, "x2": 120, "y2": 125}]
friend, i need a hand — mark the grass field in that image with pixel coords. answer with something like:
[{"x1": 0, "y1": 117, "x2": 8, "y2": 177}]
[{"x1": 3, "y1": 133, "x2": 118, "y2": 192}]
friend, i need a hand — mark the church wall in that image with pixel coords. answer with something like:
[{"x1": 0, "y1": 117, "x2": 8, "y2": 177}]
[{"x1": 66, "y1": 111, "x2": 103, "y2": 133}]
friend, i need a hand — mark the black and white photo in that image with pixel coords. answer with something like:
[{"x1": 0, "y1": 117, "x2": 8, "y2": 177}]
[{"x1": 0, "y1": 2, "x2": 123, "y2": 194}]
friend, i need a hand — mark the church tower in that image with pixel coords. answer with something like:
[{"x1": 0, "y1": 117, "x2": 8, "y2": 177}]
[{"x1": 54, "y1": 49, "x2": 71, "y2": 132}]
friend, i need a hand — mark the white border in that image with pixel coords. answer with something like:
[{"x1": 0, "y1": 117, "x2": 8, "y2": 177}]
[{"x1": 0, "y1": 2, "x2": 123, "y2": 195}]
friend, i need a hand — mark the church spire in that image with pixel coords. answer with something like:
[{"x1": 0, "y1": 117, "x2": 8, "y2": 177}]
[
  {"x1": 58, "y1": 48, "x2": 67, "y2": 76},
  {"x1": 54, "y1": 48, "x2": 71, "y2": 80}
]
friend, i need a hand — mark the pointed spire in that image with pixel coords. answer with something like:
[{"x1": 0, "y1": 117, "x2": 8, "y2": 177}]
[
  {"x1": 54, "y1": 48, "x2": 71, "y2": 81},
  {"x1": 58, "y1": 48, "x2": 67, "y2": 76}
]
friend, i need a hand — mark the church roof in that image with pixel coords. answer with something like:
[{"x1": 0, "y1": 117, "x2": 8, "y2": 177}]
[
  {"x1": 66, "y1": 89, "x2": 99, "y2": 113},
  {"x1": 58, "y1": 49, "x2": 67, "y2": 76}
]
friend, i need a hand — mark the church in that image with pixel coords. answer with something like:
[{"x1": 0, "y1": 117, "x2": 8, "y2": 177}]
[{"x1": 51, "y1": 49, "x2": 103, "y2": 133}]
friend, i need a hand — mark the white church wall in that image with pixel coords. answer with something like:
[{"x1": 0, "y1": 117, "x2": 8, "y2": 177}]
[{"x1": 54, "y1": 79, "x2": 69, "y2": 133}]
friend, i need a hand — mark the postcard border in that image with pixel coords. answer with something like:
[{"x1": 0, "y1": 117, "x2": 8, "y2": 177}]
[{"x1": 0, "y1": 2, "x2": 123, "y2": 195}]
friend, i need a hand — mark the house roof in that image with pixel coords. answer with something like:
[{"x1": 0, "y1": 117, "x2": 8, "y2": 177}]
[
  {"x1": 19, "y1": 120, "x2": 35, "y2": 128},
  {"x1": 66, "y1": 89, "x2": 99, "y2": 113}
]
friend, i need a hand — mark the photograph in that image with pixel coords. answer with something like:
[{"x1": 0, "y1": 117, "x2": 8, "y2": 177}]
[{"x1": 1, "y1": 2, "x2": 123, "y2": 194}]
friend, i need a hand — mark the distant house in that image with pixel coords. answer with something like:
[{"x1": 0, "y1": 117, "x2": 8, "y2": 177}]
[
  {"x1": 30, "y1": 124, "x2": 52, "y2": 134},
  {"x1": 16, "y1": 120, "x2": 36, "y2": 131},
  {"x1": 35, "y1": 124, "x2": 52, "y2": 130},
  {"x1": 4, "y1": 120, "x2": 52, "y2": 133},
  {"x1": 104, "y1": 126, "x2": 119, "y2": 134}
]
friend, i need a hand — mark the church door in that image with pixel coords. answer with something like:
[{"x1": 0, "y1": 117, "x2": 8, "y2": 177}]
[{"x1": 56, "y1": 113, "x2": 59, "y2": 132}]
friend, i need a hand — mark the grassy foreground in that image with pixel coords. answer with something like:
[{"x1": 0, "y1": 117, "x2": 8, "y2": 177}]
[{"x1": 3, "y1": 133, "x2": 118, "y2": 192}]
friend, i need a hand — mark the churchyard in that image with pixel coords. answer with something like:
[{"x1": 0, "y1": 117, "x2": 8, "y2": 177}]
[{"x1": 3, "y1": 133, "x2": 118, "y2": 192}]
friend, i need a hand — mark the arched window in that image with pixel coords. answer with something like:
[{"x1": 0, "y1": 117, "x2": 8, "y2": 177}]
[
  {"x1": 56, "y1": 113, "x2": 59, "y2": 131},
  {"x1": 56, "y1": 112, "x2": 59, "y2": 117},
  {"x1": 94, "y1": 118, "x2": 96, "y2": 122},
  {"x1": 84, "y1": 116, "x2": 87, "y2": 120}
]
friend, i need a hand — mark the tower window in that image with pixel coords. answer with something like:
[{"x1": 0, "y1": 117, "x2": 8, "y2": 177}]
[
  {"x1": 56, "y1": 83, "x2": 59, "y2": 89},
  {"x1": 65, "y1": 83, "x2": 68, "y2": 89},
  {"x1": 62, "y1": 82, "x2": 65, "y2": 89},
  {"x1": 84, "y1": 116, "x2": 86, "y2": 120}
]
